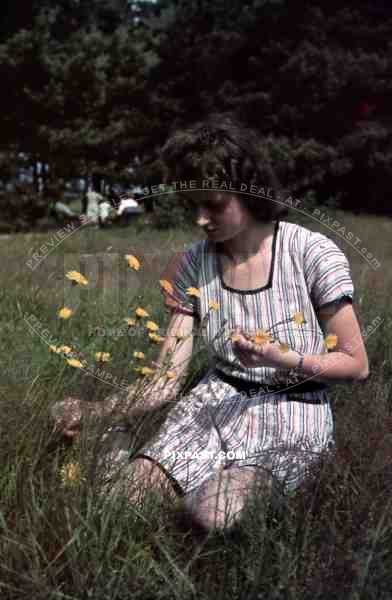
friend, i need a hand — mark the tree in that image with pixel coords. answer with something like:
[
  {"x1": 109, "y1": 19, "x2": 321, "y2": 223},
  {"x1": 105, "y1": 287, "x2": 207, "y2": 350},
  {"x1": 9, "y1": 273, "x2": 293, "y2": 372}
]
[
  {"x1": 137, "y1": 0, "x2": 392, "y2": 212},
  {"x1": 1, "y1": 0, "x2": 392, "y2": 222},
  {"x1": 0, "y1": 3, "x2": 151, "y2": 178}
]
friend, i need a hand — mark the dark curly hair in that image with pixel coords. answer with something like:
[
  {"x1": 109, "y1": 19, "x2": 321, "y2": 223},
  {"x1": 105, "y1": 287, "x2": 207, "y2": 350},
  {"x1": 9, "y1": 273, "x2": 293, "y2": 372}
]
[{"x1": 159, "y1": 113, "x2": 289, "y2": 223}]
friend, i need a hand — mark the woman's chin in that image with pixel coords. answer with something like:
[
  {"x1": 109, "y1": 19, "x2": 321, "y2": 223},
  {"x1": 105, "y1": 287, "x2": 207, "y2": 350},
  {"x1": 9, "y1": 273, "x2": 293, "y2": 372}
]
[
  {"x1": 206, "y1": 228, "x2": 234, "y2": 241},
  {"x1": 206, "y1": 230, "x2": 235, "y2": 244},
  {"x1": 205, "y1": 229, "x2": 220, "y2": 240}
]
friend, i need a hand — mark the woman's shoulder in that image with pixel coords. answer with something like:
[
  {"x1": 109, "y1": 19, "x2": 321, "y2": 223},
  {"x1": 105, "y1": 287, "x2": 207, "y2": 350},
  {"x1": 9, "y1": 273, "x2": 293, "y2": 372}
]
[
  {"x1": 279, "y1": 219, "x2": 333, "y2": 252},
  {"x1": 159, "y1": 239, "x2": 205, "y2": 285},
  {"x1": 180, "y1": 239, "x2": 209, "y2": 266},
  {"x1": 282, "y1": 221, "x2": 351, "y2": 274},
  {"x1": 185, "y1": 238, "x2": 208, "y2": 253},
  {"x1": 168, "y1": 239, "x2": 206, "y2": 264},
  {"x1": 279, "y1": 219, "x2": 314, "y2": 253},
  {"x1": 280, "y1": 218, "x2": 312, "y2": 236}
]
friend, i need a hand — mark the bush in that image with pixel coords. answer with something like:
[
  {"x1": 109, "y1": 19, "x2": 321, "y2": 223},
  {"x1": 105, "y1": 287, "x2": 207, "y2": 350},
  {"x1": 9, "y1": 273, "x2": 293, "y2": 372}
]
[
  {"x1": 151, "y1": 192, "x2": 193, "y2": 229},
  {"x1": 0, "y1": 184, "x2": 49, "y2": 233}
]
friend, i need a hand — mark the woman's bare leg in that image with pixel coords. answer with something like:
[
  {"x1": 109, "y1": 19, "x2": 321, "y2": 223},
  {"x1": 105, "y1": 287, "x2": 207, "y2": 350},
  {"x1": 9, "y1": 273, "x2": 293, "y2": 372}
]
[
  {"x1": 181, "y1": 465, "x2": 273, "y2": 533},
  {"x1": 103, "y1": 456, "x2": 180, "y2": 507}
]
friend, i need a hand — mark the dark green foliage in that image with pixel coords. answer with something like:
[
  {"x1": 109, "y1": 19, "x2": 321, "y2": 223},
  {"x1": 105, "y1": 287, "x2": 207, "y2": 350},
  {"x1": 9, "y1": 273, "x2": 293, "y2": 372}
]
[
  {"x1": 0, "y1": 185, "x2": 48, "y2": 233},
  {"x1": 0, "y1": 2, "x2": 150, "y2": 174},
  {"x1": 152, "y1": 193, "x2": 193, "y2": 229},
  {"x1": 143, "y1": 0, "x2": 392, "y2": 214},
  {"x1": 0, "y1": 0, "x2": 392, "y2": 227}
]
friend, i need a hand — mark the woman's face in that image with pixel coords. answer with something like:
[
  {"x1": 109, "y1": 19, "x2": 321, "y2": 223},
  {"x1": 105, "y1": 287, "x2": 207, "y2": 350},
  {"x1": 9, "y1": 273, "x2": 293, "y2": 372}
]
[{"x1": 185, "y1": 190, "x2": 252, "y2": 242}]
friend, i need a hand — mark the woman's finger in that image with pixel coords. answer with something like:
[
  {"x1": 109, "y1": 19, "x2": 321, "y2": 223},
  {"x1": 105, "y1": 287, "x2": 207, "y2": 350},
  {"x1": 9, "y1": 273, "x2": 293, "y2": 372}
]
[
  {"x1": 232, "y1": 337, "x2": 248, "y2": 350},
  {"x1": 64, "y1": 429, "x2": 80, "y2": 439}
]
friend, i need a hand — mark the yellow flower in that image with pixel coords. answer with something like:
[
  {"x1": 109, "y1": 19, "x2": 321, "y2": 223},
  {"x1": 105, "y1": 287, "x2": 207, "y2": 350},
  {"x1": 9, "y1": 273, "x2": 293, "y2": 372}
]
[
  {"x1": 135, "y1": 307, "x2": 150, "y2": 318},
  {"x1": 95, "y1": 352, "x2": 111, "y2": 362},
  {"x1": 159, "y1": 279, "x2": 174, "y2": 295},
  {"x1": 292, "y1": 312, "x2": 305, "y2": 325},
  {"x1": 279, "y1": 342, "x2": 290, "y2": 353},
  {"x1": 149, "y1": 332, "x2": 165, "y2": 343},
  {"x1": 65, "y1": 271, "x2": 88, "y2": 286},
  {"x1": 66, "y1": 358, "x2": 85, "y2": 369},
  {"x1": 49, "y1": 345, "x2": 72, "y2": 354},
  {"x1": 251, "y1": 329, "x2": 273, "y2": 346},
  {"x1": 133, "y1": 351, "x2": 145, "y2": 360},
  {"x1": 145, "y1": 320, "x2": 159, "y2": 332},
  {"x1": 166, "y1": 370, "x2": 177, "y2": 380},
  {"x1": 125, "y1": 318, "x2": 136, "y2": 327},
  {"x1": 125, "y1": 254, "x2": 141, "y2": 271},
  {"x1": 186, "y1": 287, "x2": 200, "y2": 298},
  {"x1": 140, "y1": 366, "x2": 155, "y2": 377},
  {"x1": 324, "y1": 334, "x2": 338, "y2": 350},
  {"x1": 60, "y1": 462, "x2": 82, "y2": 485},
  {"x1": 57, "y1": 345, "x2": 73, "y2": 355},
  {"x1": 231, "y1": 333, "x2": 241, "y2": 342},
  {"x1": 57, "y1": 307, "x2": 73, "y2": 320},
  {"x1": 209, "y1": 300, "x2": 220, "y2": 310}
]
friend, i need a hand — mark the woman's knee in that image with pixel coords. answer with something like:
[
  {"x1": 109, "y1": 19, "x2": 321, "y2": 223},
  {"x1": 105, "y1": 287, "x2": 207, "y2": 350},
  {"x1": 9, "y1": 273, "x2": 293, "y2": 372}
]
[
  {"x1": 186, "y1": 501, "x2": 242, "y2": 532},
  {"x1": 128, "y1": 457, "x2": 179, "y2": 496},
  {"x1": 182, "y1": 467, "x2": 256, "y2": 532},
  {"x1": 104, "y1": 456, "x2": 179, "y2": 504}
]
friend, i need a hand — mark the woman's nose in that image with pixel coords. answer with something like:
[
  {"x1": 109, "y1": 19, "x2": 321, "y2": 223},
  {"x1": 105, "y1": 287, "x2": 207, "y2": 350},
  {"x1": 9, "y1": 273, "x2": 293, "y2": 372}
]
[{"x1": 196, "y1": 209, "x2": 210, "y2": 227}]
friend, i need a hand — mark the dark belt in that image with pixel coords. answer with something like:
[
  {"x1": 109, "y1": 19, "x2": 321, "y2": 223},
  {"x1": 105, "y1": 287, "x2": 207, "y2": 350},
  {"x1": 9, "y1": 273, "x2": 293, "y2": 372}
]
[{"x1": 214, "y1": 368, "x2": 327, "y2": 397}]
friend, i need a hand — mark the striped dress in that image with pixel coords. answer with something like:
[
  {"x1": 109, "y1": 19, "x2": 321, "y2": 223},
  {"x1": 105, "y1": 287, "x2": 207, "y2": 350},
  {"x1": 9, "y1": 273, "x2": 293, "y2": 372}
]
[{"x1": 134, "y1": 219, "x2": 355, "y2": 495}]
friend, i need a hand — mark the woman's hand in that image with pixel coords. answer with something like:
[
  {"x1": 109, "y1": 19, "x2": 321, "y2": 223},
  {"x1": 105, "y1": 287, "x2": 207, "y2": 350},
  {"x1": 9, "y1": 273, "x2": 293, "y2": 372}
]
[
  {"x1": 232, "y1": 330, "x2": 299, "y2": 370},
  {"x1": 49, "y1": 396, "x2": 87, "y2": 439},
  {"x1": 49, "y1": 374, "x2": 181, "y2": 439}
]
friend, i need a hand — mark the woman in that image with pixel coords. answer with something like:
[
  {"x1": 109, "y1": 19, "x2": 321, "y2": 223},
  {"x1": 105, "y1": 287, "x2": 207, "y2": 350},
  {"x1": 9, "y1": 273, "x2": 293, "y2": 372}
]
[{"x1": 51, "y1": 115, "x2": 369, "y2": 534}]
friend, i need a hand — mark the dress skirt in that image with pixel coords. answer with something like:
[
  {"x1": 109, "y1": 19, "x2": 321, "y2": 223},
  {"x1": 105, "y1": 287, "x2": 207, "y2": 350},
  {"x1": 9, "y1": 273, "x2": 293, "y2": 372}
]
[{"x1": 134, "y1": 369, "x2": 334, "y2": 496}]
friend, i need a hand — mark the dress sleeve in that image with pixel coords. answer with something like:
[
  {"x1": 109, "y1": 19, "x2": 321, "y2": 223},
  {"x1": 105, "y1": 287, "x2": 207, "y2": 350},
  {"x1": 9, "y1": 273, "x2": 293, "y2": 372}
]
[
  {"x1": 303, "y1": 231, "x2": 354, "y2": 310},
  {"x1": 159, "y1": 241, "x2": 201, "y2": 318}
]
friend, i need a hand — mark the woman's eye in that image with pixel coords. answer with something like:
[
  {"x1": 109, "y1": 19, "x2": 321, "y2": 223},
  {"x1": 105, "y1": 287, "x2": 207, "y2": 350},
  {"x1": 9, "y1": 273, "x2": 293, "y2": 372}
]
[{"x1": 206, "y1": 199, "x2": 224, "y2": 211}]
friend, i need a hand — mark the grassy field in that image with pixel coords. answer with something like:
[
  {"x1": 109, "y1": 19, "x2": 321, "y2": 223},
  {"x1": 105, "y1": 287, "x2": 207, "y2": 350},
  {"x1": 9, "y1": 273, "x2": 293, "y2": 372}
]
[{"x1": 1, "y1": 208, "x2": 392, "y2": 599}]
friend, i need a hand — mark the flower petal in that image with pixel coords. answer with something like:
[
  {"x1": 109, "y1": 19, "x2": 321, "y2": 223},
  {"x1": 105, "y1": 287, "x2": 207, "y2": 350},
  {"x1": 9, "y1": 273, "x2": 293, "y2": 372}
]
[
  {"x1": 292, "y1": 312, "x2": 305, "y2": 325},
  {"x1": 57, "y1": 307, "x2": 73, "y2": 319},
  {"x1": 324, "y1": 334, "x2": 338, "y2": 350},
  {"x1": 145, "y1": 320, "x2": 159, "y2": 332},
  {"x1": 95, "y1": 352, "x2": 111, "y2": 362},
  {"x1": 159, "y1": 279, "x2": 174, "y2": 295},
  {"x1": 135, "y1": 307, "x2": 150, "y2": 318},
  {"x1": 186, "y1": 287, "x2": 200, "y2": 298},
  {"x1": 125, "y1": 254, "x2": 141, "y2": 271},
  {"x1": 65, "y1": 271, "x2": 88, "y2": 286}
]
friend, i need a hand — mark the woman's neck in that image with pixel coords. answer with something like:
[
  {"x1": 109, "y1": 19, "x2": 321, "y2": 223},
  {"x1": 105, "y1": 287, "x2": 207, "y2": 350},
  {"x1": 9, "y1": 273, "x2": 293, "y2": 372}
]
[{"x1": 219, "y1": 220, "x2": 277, "y2": 265}]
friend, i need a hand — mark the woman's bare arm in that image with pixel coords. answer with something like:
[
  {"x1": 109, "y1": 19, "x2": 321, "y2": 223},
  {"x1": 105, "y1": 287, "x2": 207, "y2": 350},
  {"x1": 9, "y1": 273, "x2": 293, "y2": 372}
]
[
  {"x1": 299, "y1": 299, "x2": 370, "y2": 383},
  {"x1": 88, "y1": 311, "x2": 196, "y2": 419},
  {"x1": 50, "y1": 312, "x2": 196, "y2": 437}
]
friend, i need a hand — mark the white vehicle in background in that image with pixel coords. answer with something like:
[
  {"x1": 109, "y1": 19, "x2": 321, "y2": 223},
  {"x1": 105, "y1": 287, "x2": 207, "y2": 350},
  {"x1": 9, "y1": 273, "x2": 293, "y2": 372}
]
[
  {"x1": 95, "y1": 195, "x2": 143, "y2": 228},
  {"x1": 117, "y1": 196, "x2": 141, "y2": 215},
  {"x1": 115, "y1": 195, "x2": 143, "y2": 225}
]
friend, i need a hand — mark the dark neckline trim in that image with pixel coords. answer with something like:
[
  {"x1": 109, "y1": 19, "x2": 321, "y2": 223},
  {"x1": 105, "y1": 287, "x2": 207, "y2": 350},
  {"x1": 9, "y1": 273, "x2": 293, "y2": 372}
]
[{"x1": 214, "y1": 219, "x2": 280, "y2": 295}]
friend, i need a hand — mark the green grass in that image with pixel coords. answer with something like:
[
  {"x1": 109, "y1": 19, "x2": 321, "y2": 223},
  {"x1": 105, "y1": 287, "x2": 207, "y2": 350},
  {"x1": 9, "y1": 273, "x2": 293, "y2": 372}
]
[{"x1": 1, "y1": 210, "x2": 392, "y2": 599}]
